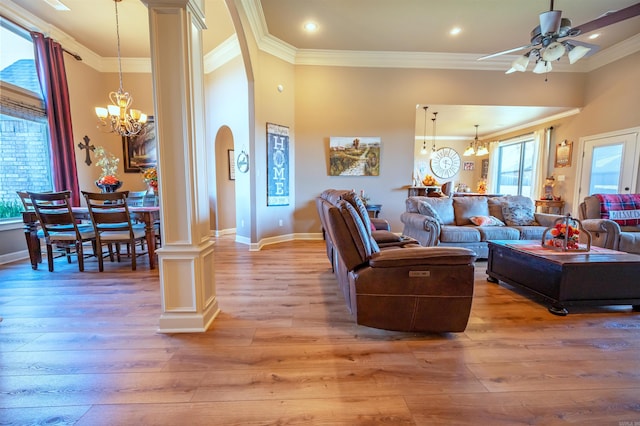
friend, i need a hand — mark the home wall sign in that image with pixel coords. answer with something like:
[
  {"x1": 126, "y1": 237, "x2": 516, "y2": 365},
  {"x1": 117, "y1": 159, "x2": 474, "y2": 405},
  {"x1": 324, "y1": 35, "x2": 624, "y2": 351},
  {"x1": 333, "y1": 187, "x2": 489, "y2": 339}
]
[{"x1": 267, "y1": 123, "x2": 290, "y2": 206}]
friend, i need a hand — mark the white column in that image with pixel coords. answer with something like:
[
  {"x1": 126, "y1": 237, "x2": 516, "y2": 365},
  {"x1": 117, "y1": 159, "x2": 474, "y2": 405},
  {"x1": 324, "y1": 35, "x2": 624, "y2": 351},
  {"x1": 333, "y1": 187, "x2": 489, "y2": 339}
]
[{"x1": 142, "y1": 0, "x2": 218, "y2": 332}]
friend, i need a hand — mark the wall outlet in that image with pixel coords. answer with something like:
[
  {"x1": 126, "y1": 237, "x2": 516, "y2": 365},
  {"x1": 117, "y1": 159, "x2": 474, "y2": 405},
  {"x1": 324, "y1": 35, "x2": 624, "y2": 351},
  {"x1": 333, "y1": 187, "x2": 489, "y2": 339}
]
[
  {"x1": 557, "y1": 175, "x2": 565, "y2": 182},
  {"x1": 278, "y1": 219, "x2": 283, "y2": 227}
]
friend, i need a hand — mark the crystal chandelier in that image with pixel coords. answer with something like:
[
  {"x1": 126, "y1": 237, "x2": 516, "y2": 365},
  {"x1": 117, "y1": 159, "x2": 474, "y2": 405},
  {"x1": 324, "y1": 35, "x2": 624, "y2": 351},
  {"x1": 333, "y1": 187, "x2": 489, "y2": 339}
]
[
  {"x1": 463, "y1": 125, "x2": 489, "y2": 157},
  {"x1": 95, "y1": 0, "x2": 147, "y2": 137}
]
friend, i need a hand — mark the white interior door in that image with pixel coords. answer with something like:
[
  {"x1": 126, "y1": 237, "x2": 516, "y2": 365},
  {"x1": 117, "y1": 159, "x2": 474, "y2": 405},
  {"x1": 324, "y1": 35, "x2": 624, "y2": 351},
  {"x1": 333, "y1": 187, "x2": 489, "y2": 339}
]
[{"x1": 577, "y1": 131, "x2": 639, "y2": 201}]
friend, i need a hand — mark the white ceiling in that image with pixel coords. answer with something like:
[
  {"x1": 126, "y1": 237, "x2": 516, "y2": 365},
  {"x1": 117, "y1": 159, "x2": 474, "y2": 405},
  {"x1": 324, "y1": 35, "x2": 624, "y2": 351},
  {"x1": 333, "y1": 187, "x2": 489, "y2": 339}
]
[{"x1": 4, "y1": 0, "x2": 640, "y2": 139}]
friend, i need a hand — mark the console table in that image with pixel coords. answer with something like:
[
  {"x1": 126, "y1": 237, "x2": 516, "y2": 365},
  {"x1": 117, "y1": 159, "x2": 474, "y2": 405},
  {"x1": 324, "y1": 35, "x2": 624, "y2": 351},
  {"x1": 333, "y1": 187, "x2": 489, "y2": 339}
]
[
  {"x1": 535, "y1": 199, "x2": 565, "y2": 214},
  {"x1": 407, "y1": 186, "x2": 440, "y2": 197},
  {"x1": 486, "y1": 240, "x2": 640, "y2": 315},
  {"x1": 365, "y1": 204, "x2": 382, "y2": 218}
]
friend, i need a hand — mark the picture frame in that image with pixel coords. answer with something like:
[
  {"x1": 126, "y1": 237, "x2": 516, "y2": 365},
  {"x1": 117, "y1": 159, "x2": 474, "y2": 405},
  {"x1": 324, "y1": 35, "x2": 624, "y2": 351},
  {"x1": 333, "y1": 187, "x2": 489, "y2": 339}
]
[
  {"x1": 481, "y1": 159, "x2": 489, "y2": 179},
  {"x1": 329, "y1": 136, "x2": 381, "y2": 176},
  {"x1": 463, "y1": 161, "x2": 475, "y2": 171},
  {"x1": 228, "y1": 149, "x2": 235, "y2": 180},
  {"x1": 555, "y1": 140, "x2": 573, "y2": 168},
  {"x1": 122, "y1": 116, "x2": 156, "y2": 173}
]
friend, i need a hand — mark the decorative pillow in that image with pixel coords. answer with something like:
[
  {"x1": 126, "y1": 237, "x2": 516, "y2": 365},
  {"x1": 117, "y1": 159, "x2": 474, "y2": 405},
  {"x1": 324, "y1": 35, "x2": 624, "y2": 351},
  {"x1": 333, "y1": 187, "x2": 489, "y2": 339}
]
[
  {"x1": 453, "y1": 197, "x2": 489, "y2": 225},
  {"x1": 595, "y1": 194, "x2": 640, "y2": 226},
  {"x1": 501, "y1": 201, "x2": 537, "y2": 226},
  {"x1": 470, "y1": 215, "x2": 505, "y2": 226},
  {"x1": 417, "y1": 201, "x2": 443, "y2": 224}
]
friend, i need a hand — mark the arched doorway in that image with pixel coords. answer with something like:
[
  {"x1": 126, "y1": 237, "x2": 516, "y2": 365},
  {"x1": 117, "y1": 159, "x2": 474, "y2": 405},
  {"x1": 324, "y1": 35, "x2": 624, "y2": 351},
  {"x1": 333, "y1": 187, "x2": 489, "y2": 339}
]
[{"x1": 213, "y1": 125, "x2": 236, "y2": 235}]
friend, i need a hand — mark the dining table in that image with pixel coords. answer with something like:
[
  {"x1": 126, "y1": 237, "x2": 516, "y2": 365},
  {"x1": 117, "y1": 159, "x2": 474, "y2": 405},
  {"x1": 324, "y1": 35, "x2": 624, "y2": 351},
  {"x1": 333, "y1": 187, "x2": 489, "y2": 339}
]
[{"x1": 22, "y1": 206, "x2": 161, "y2": 270}]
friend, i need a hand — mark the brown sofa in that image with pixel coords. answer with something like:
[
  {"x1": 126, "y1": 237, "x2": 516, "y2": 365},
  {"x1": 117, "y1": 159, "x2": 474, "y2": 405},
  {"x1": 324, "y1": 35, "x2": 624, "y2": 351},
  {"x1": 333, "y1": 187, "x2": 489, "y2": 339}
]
[
  {"x1": 579, "y1": 194, "x2": 640, "y2": 255},
  {"x1": 316, "y1": 189, "x2": 477, "y2": 332}
]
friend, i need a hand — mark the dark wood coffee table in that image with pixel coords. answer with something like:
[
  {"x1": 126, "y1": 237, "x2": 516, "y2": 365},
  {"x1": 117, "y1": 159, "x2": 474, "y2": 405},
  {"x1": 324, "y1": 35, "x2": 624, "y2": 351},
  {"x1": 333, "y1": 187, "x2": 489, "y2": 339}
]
[{"x1": 486, "y1": 240, "x2": 640, "y2": 315}]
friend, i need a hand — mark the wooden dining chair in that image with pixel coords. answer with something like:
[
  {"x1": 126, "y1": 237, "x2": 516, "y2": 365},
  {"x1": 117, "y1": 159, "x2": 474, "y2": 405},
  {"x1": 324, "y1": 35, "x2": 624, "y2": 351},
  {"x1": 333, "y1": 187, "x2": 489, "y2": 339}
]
[
  {"x1": 82, "y1": 191, "x2": 148, "y2": 272},
  {"x1": 28, "y1": 191, "x2": 96, "y2": 272}
]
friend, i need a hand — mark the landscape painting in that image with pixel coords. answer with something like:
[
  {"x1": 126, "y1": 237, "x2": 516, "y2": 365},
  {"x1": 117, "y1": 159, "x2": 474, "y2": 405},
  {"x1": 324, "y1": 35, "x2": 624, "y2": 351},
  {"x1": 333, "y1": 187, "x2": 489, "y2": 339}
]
[
  {"x1": 122, "y1": 116, "x2": 157, "y2": 173},
  {"x1": 329, "y1": 136, "x2": 380, "y2": 176}
]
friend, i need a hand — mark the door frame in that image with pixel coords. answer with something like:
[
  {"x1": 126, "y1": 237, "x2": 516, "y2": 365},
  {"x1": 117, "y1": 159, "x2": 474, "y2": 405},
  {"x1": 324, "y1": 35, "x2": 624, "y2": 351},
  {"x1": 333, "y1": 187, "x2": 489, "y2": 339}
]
[{"x1": 573, "y1": 126, "x2": 640, "y2": 211}]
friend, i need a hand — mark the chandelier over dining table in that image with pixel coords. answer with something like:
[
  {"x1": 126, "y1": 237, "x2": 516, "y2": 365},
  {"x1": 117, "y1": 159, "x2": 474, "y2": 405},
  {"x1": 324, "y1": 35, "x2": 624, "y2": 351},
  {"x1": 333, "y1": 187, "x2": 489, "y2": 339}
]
[{"x1": 95, "y1": 0, "x2": 147, "y2": 137}]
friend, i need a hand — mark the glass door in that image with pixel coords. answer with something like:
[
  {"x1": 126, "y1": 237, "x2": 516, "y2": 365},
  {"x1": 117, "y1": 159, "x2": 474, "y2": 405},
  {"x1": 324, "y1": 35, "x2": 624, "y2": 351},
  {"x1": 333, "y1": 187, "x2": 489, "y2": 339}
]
[{"x1": 578, "y1": 131, "x2": 639, "y2": 200}]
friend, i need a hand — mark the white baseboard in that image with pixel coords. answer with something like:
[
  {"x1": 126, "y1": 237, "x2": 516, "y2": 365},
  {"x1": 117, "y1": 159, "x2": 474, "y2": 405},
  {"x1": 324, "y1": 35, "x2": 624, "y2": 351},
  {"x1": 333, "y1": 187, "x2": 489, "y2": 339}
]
[{"x1": 0, "y1": 249, "x2": 30, "y2": 266}]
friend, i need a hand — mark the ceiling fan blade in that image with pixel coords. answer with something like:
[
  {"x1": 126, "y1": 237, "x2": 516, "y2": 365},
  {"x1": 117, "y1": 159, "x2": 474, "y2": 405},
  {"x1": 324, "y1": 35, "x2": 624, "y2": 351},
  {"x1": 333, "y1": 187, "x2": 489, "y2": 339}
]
[
  {"x1": 540, "y1": 10, "x2": 562, "y2": 35},
  {"x1": 572, "y1": 3, "x2": 640, "y2": 35},
  {"x1": 477, "y1": 44, "x2": 532, "y2": 61}
]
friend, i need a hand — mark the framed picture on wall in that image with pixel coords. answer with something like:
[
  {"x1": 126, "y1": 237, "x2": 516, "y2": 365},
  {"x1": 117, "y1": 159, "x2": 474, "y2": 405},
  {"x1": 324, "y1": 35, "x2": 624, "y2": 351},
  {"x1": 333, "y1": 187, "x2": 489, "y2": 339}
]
[
  {"x1": 463, "y1": 161, "x2": 475, "y2": 171},
  {"x1": 122, "y1": 116, "x2": 157, "y2": 172},
  {"x1": 555, "y1": 140, "x2": 573, "y2": 168},
  {"x1": 481, "y1": 159, "x2": 489, "y2": 179},
  {"x1": 228, "y1": 149, "x2": 235, "y2": 180}
]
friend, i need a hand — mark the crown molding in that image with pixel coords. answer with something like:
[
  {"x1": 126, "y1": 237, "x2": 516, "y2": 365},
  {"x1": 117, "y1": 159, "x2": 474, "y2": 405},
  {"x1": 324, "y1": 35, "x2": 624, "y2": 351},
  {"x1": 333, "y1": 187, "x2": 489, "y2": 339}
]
[
  {"x1": 204, "y1": 34, "x2": 241, "y2": 73},
  {"x1": 483, "y1": 108, "x2": 582, "y2": 141},
  {"x1": 4, "y1": 0, "x2": 639, "y2": 74},
  {"x1": 582, "y1": 33, "x2": 640, "y2": 72}
]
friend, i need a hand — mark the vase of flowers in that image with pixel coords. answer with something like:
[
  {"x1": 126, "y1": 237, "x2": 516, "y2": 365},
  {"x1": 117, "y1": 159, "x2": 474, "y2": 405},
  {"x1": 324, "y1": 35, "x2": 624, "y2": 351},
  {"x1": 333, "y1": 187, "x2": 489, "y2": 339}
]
[
  {"x1": 142, "y1": 167, "x2": 158, "y2": 194},
  {"x1": 477, "y1": 180, "x2": 487, "y2": 194},
  {"x1": 94, "y1": 146, "x2": 122, "y2": 192},
  {"x1": 542, "y1": 214, "x2": 591, "y2": 252}
]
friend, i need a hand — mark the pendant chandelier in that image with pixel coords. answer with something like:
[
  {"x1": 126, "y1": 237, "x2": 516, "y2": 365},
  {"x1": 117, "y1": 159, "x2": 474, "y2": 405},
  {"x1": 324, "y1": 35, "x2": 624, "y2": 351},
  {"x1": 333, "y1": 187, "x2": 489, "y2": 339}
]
[
  {"x1": 429, "y1": 111, "x2": 438, "y2": 159},
  {"x1": 463, "y1": 125, "x2": 489, "y2": 157},
  {"x1": 420, "y1": 106, "x2": 428, "y2": 155},
  {"x1": 95, "y1": 0, "x2": 147, "y2": 137}
]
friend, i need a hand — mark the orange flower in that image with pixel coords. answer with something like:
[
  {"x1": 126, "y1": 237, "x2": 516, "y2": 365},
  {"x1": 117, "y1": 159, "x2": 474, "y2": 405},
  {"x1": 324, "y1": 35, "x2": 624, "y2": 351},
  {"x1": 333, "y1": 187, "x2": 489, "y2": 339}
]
[{"x1": 98, "y1": 175, "x2": 119, "y2": 185}]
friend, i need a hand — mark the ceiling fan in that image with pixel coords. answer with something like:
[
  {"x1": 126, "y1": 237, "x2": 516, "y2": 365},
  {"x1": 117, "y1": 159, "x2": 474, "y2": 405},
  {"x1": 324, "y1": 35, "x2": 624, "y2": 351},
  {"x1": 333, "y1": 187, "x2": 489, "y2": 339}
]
[{"x1": 478, "y1": 1, "x2": 640, "y2": 74}]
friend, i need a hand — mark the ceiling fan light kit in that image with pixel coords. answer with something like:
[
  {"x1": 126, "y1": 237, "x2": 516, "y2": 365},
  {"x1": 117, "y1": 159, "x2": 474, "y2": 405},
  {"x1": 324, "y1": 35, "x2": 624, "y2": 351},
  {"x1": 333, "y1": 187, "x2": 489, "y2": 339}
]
[{"x1": 479, "y1": 1, "x2": 640, "y2": 75}]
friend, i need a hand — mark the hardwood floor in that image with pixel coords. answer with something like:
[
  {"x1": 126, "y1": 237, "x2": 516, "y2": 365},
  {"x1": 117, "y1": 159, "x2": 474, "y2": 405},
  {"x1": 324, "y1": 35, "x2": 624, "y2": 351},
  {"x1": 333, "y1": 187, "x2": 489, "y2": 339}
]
[{"x1": 1, "y1": 236, "x2": 639, "y2": 425}]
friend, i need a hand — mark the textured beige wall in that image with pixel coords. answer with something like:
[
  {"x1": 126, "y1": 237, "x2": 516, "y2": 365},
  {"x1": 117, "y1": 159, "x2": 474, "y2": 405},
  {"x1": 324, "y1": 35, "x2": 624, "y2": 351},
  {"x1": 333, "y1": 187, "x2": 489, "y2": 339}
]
[
  {"x1": 65, "y1": 58, "x2": 154, "y2": 196},
  {"x1": 293, "y1": 66, "x2": 588, "y2": 233}
]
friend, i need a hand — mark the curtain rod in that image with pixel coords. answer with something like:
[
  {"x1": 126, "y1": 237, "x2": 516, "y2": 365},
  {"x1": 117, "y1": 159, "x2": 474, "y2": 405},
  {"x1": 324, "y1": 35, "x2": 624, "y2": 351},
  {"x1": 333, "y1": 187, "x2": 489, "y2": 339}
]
[{"x1": 2, "y1": 14, "x2": 83, "y2": 61}]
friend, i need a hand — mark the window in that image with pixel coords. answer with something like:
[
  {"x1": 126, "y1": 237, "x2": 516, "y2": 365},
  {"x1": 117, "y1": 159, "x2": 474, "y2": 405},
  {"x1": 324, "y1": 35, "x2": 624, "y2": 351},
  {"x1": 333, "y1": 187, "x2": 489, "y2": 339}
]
[
  {"x1": 496, "y1": 135, "x2": 536, "y2": 197},
  {"x1": 0, "y1": 20, "x2": 52, "y2": 221}
]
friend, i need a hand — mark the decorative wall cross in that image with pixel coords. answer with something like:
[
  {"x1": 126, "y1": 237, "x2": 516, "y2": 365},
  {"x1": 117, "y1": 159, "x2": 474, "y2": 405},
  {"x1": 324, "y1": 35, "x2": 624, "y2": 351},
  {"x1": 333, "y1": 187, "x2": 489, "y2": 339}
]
[{"x1": 78, "y1": 135, "x2": 95, "y2": 166}]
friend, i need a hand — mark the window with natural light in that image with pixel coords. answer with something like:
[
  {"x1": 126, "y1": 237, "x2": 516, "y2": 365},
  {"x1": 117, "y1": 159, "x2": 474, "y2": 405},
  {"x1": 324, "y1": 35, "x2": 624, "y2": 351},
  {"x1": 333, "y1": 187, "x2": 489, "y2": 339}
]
[
  {"x1": 496, "y1": 136, "x2": 536, "y2": 197},
  {"x1": 0, "y1": 20, "x2": 52, "y2": 221}
]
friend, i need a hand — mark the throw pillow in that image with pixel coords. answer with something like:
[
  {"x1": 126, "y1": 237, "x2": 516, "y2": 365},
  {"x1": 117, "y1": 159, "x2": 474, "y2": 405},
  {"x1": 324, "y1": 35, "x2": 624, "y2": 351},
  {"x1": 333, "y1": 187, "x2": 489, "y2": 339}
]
[
  {"x1": 417, "y1": 201, "x2": 443, "y2": 224},
  {"x1": 595, "y1": 194, "x2": 640, "y2": 226},
  {"x1": 470, "y1": 215, "x2": 505, "y2": 226},
  {"x1": 501, "y1": 201, "x2": 537, "y2": 226}
]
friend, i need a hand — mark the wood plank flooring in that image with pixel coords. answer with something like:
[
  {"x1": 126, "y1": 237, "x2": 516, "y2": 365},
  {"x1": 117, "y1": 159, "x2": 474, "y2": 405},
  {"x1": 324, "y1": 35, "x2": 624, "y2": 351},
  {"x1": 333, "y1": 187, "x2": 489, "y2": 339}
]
[{"x1": 1, "y1": 236, "x2": 639, "y2": 425}]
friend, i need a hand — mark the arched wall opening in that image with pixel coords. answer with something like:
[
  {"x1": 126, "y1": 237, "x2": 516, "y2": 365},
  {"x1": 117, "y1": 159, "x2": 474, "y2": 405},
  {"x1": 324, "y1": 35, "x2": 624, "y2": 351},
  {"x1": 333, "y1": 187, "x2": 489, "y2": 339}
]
[{"x1": 213, "y1": 125, "x2": 236, "y2": 235}]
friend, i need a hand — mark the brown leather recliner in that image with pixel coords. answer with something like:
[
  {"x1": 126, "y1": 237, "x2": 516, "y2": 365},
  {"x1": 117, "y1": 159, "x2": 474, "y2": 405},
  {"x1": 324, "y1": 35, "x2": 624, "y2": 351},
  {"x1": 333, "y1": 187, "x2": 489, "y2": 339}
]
[
  {"x1": 321, "y1": 191, "x2": 477, "y2": 332},
  {"x1": 317, "y1": 189, "x2": 420, "y2": 310}
]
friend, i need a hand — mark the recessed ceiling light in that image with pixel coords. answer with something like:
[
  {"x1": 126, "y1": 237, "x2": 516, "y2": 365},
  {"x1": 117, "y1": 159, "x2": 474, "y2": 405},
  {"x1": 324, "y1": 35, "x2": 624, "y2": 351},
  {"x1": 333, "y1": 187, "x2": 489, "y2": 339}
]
[
  {"x1": 42, "y1": 0, "x2": 70, "y2": 11},
  {"x1": 304, "y1": 22, "x2": 318, "y2": 32},
  {"x1": 450, "y1": 27, "x2": 462, "y2": 36},
  {"x1": 588, "y1": 33, "x2": 600, "y2": 40}
]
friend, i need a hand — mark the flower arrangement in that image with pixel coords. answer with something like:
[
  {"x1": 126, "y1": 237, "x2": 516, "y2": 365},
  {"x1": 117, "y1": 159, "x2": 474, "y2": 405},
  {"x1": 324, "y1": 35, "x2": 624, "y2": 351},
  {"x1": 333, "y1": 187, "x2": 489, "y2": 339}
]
[
  {"x1": 477, "y1": 180, "x2": 487, "y2": 194},
  {"x1": 142, "y1": 167, "x2": 158, "y2": 190},
  {"x1": 94, "y1": 146, "x2": 120, "y2": 184},
  {"x1": 422, "y1": 174, "x2": 438, "y2": 186},
  {"x1": 547, "y1": 222, "x2": 580, "y2": 249}
]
